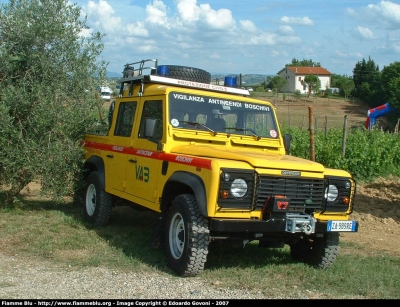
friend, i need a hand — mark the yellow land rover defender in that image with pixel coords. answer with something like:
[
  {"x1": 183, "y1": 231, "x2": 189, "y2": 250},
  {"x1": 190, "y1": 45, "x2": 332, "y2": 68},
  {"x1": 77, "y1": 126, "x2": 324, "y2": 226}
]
[{"x1": 82, "y1": 59, "x2": 358, "y2": 277}]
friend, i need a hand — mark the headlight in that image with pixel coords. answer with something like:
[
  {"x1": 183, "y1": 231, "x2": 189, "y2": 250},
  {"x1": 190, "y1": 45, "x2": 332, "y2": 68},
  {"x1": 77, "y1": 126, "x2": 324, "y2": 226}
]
[
  {"x1": 218, "y1": 169, "x2": 255, "y2": 209},
  {"x1": 231, "y1": 178, "x2": 248, "y2": 198},
  {"x1": 325, "y1": 184, "x2": 338, "y2": 202}
]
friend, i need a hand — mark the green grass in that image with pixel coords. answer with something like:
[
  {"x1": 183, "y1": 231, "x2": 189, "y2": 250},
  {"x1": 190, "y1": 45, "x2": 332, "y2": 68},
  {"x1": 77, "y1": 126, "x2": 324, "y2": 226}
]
[{"x1": 0, "y1": 192, "x2": 399, "y2": 299}]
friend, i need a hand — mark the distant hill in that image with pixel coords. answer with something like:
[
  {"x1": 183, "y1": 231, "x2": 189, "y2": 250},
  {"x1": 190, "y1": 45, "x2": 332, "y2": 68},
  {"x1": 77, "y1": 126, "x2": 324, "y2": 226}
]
[
  {"x1": 211, "y1": 73, "x2": 272, "y2": 86},
  {"x1": 107, "y1": 71, "x2": 122, "y2": 78}
]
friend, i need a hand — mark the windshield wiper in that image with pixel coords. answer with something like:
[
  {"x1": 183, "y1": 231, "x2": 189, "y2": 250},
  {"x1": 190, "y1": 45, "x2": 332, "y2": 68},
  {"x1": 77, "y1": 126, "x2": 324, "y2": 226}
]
[
  {"x1": 225, "y1": 127, "x2": 261, "y2": 140},
  {"x1": 180, "y1": 121, "x2": 219, "y2": 135}
]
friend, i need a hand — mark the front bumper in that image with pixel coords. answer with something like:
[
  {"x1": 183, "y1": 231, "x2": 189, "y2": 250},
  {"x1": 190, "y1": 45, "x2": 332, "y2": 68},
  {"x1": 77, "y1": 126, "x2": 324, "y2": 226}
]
[{"x1": 209, "y1": 215, "x2": 358, "y2": 235}]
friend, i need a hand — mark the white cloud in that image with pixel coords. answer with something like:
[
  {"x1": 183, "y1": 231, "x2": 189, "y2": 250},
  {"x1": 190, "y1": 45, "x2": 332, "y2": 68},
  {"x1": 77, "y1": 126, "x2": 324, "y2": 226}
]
[
  {"x1": 239, "y1": 20, "x2": 258, "y2": 33},
  {"x1": 86, "y1": 0, "x2": 115, "y2": 19},
  {"x1": 173, "y1": 0, "x2": 236, "y2": 31},
  {"x1": 277, "y1": 36, "x2": 301, "y2": 45},
  {"x1": 366, "y1": 1, "x2": 400, "y2": 25},
  {"x1": 176, "y1": 0, "x2": 200, "y2": 22},
  {"x1": 271, "y1": 50, "x2": 280, "y2": 57},
  {"x1": 198, "y1": 3, "x2": 236, "y2": 30},
  {"x1": 393, "y1": 43, "x2": 400, "y2": 52},
  {"x1": 138, "y1": 45, "x2": 158, "y2": 53},
  {"x1": 278, "y1": 25, "x2": 295, "y2": 35},
  {"x1": 334, "y1": 50, "x2": 364, "y2": 59},
  {"x1": 79, "y1": 28, "x2": 92, "y2": 38},
  {"x1": 209, "y1": 53, "x2": 221, "y2": 59},
  {"x1": 348, "y1": 1, "x2": 400, "y2": 29},
  {"x1": 146, "y1": 0, "x2": 169, "y2": 26},
  {"x1": 247, "y1": 33, "x2": 276, "y2": 46},
  {"x1": 281, "y1": 16, "x2": 314, "y2": 26},
  {"x1": 84, "y1": 0, "x2": 121, "y2": 33},
  {"x1": 345, "y1": 7, "x2": 356, "y2": 16},
  {"x1": 356, "y1": 26, "x2": 374, "y2": 39},
  {"x1": 126, "y1": 22, "x2": 149, "y2": 37},
  {"x1": 72, "y1": 0, "x2": 400, "y2": 76},
  {"x1": 335, "y1": 50, "x2": 348, "y2": 58}
]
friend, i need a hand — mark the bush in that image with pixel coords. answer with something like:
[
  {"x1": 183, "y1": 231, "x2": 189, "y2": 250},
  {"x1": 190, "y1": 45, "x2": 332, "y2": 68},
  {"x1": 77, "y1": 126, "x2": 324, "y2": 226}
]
[
  {"x1": 281, "y1": 125, "x2": 400, "y2": 181},
  {"x1": 293, "y1": 90, "x2": 302, "y2": 100}
]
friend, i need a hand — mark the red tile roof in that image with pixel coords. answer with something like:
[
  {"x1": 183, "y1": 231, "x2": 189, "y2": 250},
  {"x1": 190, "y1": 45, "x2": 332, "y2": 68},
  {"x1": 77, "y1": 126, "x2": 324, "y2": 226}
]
[{"x1": 279, "y1": 66, "x2": 331, "y2": 75}]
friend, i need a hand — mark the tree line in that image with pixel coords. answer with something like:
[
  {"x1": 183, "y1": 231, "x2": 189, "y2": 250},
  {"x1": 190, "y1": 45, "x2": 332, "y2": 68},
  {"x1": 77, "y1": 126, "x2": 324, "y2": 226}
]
[{"x1": 258, "y1": 58, "x2": 400, "y2": 120}]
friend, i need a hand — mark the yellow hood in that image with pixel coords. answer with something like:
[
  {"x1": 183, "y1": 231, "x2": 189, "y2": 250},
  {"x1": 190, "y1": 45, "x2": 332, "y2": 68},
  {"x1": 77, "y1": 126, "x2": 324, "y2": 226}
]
[{"x1": 171, "y1": 145, "x2": 325, "y2": 172}]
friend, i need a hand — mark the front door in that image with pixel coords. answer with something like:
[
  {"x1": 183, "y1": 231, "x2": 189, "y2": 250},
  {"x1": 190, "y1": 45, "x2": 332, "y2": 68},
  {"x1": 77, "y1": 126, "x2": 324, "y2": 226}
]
[{"x1": 125, "y1": 99, "x2": 164, "y2": 208}]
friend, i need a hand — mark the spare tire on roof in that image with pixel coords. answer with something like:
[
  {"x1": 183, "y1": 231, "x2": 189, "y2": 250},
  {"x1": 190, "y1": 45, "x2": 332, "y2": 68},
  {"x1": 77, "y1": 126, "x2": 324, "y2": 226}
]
[{"x1": 157, "y1": 65, "x2": 211, "y2": 84}]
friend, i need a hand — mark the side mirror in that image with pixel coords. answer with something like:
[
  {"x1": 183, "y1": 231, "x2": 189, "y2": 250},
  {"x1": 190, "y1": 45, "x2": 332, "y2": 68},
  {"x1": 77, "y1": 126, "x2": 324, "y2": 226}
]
[
  {"x1": 283, "y1": 134, "x2": 292, "y2": 154},
  {"x1": 145, "y1": 118, "x2": 158, "y2": 138}
]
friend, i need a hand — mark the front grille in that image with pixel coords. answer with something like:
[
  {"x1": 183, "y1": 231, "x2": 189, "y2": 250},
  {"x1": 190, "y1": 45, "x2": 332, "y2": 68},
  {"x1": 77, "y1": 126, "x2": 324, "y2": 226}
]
[{"x1": 256, "y1": 176, "x2": 325, "y2": 213}]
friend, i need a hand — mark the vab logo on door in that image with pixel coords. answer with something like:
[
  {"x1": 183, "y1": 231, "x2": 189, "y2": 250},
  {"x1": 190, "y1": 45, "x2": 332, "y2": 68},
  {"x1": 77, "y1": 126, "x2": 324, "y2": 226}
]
[{"x1": 135, "y1": 165, "x2": 150, "y2": 182}]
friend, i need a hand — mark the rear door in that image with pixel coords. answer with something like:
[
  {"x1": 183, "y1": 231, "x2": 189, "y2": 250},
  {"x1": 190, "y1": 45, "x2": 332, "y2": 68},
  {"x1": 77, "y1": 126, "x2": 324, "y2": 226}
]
[{"x1": 105, "y1": 100, "x2": 138, "y2": 192}]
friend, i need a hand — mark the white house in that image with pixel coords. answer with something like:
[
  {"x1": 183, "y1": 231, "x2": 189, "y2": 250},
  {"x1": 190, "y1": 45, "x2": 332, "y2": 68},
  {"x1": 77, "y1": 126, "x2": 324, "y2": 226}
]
[{"x1": 277, "y1": 66, "x2": 332, "y2": 94}]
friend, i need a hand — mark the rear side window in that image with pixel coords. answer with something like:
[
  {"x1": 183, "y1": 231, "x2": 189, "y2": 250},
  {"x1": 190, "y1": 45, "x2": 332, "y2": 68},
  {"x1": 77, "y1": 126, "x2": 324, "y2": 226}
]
[{"x1": 114, "y1": 102, "x2": 137, "y2": 137}]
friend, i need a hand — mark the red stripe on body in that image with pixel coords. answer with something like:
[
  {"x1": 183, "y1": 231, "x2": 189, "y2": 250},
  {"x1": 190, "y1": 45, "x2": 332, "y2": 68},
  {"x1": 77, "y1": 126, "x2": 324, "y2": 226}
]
[{"x1": 84, "y1": 141, "x2": 212, "y2": 170}]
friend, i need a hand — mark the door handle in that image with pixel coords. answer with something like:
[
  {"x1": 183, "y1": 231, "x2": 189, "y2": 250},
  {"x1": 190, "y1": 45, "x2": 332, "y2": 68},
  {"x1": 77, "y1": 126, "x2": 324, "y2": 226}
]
[
  {"x1": 106, "y1": 154, "x2": 113, "y2": 158},
  {"x1": 128, "y1": 159, "x2": 137, "y2": 163}
]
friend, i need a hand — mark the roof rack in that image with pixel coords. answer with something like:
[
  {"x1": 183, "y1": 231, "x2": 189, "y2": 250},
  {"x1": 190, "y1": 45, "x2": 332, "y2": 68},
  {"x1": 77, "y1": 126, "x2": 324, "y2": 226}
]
[
  {"x1": 121, "y1": 59, "x2": 158, "y2": 78},
  {"x1": 117, "y1": 59, "x2": 250, "y2": 96}
]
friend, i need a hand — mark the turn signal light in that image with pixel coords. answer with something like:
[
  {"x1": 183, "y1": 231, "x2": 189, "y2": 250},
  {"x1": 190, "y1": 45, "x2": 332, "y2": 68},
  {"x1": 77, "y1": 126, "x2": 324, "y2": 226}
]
[{"x1": 220, "y1": 190, "x2": 229, "y2": 199}]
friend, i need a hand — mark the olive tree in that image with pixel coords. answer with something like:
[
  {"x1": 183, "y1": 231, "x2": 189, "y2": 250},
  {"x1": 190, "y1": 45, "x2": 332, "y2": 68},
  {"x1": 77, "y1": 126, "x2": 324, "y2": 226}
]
[
  {"x1": 304, "y1": 74, "x2": 320, "y2": 97},
  {"x1": 0, "y1": 0, "x2": 106, "y2": 206}
]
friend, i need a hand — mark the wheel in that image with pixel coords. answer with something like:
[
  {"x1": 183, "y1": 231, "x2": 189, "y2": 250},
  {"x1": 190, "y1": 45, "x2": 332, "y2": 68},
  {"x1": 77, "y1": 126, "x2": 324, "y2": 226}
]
[
  {"x1": 165, "y1": 194, "x2": 210, "y2": 277},
  {"x1": 290, "y1": 232, "x2": 340, "y2": 269},
  {"x1": 84, "y1": 171, "x2": 112, "y2": 226},
  {"x1": 157, "y1": 65, "x2": 211, "y2": 84}
]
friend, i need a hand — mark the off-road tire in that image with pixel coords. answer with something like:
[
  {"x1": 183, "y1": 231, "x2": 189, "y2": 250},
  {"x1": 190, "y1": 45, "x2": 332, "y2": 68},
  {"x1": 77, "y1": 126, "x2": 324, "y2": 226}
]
[
  {"x1": 290, "y1": 232, "x2": 339, "y2": 269},
  {"x1": 158, "y1": 65, "x2": 211, "y2": 84},
  {"x1": 165, "y1": 194, "x2": 210, "y2": 277},
  {"x1": 84, "y1": 171, "x2": 112, "y2": 226}
]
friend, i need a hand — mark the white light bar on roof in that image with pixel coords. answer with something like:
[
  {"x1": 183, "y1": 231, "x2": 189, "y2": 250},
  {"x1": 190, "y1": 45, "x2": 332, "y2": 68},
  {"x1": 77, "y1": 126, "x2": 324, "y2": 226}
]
[{"x1": 119, "y1": 74, "x2": 250, "y2": 96}]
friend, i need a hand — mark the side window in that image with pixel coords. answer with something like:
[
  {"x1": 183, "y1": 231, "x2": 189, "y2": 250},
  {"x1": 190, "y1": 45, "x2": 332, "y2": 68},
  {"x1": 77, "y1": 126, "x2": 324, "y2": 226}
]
[
  {"x1": 114, "y1": 102, "x2": 137, "y2": 137},
  {"x1": 139, "y1": 100, "x2": 163, "y2": 140}
]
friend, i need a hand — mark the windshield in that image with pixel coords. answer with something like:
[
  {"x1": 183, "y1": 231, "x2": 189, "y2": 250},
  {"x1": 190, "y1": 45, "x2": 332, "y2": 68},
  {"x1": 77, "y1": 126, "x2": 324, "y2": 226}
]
[{"x1": 168, "y1": 92, "x2": 279, "y2": 139}]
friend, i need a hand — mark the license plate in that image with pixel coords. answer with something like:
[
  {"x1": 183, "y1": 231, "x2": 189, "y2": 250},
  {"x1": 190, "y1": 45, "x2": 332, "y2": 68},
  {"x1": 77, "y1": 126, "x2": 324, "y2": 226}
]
[{"x1": 327, "y1": 220, "x2": 358, "y2": 232}]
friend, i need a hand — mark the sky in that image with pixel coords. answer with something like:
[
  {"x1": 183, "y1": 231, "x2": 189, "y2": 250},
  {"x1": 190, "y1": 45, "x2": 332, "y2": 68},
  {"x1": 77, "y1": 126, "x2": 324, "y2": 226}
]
[{"x1": 3, "y1": 0, "x2": 400, "y2": 77}]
